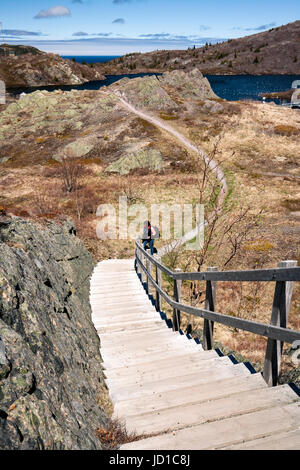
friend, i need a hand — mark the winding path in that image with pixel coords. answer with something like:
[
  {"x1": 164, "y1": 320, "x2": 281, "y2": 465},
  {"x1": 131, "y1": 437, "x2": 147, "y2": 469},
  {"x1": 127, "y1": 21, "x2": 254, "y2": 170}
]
[{"x1": 113, "y1": 92, "x2": 228, "y2": 254}]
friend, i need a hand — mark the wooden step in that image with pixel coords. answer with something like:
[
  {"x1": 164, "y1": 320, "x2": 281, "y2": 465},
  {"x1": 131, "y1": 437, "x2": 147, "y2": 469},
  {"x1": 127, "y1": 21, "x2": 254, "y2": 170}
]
[
  {"x1": 90, "y1": 289, "x2": 144, "y2": 297},
  {"x1": 122, "y1": 384, "x2": 298, "y2": 435},
  {"x1": 223, "y1": 428, "x2": 300, "y2": 450},
  {"x1": 105, "y1": 356, "x2": 241, "y2": 388},
  {"x1": 113, "y1": 373, "x2": 267, "y2": 418},
  {"x1": 101, "y1": 331, "x2": 183, "y2": 350},
  {"x1": 100, "y1": 333, "x2": 201, "y2": 356},
  {"x1": 94, "y1": 317, "x2": 162, "y2": 329},
  {"x1": 99, "y1": 322, "x2": 179, "y2": 338},
  {"x1": 100, "y1": 338, "x2": 201, "y2": 366},
  {"x1": 101, "y1": 342, "x2": 205, "y2": 369},
  {"x1": 95, "y1": 310, "x2": 161, "y2": 322},
  {"x1": 108, "y1": 362, "x2": 251, "y2": 403},
  {"x1": 90, "y1": 297, "x2": 152, "y2": 307},
  {"x1": 92, "y1": 305, "x2": 157, "y2": 318},
  {"x1": 91, "y1": 298, "x2": 153, "y2": 309},
  {"x1": 105, "y1": 351, "x2": 223, "y2": 385},
  {"x1": 94, "y1": 309, "x2": 161, "y2": 325},
  {"x1": 105, "y1": 350, "x2": 218, "y2": 380},
  {"x1": 101, "y1": 326, "x2": 182, "y2": 342},
  {"x1": 120, "y1": 402, "x2": 300, "y2": 450},
  {"x1": 97, "y1": 321, "x2": 171, "y2": 335}
]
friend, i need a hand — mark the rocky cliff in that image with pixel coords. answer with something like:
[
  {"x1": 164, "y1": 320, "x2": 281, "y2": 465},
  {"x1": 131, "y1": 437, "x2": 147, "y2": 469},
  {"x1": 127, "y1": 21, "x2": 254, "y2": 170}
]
[
  {"x1": 0, "y1": 216, "x2": 108, "y2": 449},
  {"x1": 0, "y1": 45, "x2": 105, "y2": 88}
]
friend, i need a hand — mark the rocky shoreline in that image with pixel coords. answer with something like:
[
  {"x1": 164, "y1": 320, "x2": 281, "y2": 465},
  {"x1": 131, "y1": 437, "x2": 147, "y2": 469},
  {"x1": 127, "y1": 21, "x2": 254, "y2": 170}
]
[{"x1": 0, "y1": 45, "x2": 105, "y2": 88}]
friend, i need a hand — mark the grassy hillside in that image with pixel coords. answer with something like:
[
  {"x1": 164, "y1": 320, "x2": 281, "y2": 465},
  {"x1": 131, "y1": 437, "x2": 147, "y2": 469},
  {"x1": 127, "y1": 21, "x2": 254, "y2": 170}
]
[{"x1": 100, "y1": 21, "x2": 300, "y2": 76}]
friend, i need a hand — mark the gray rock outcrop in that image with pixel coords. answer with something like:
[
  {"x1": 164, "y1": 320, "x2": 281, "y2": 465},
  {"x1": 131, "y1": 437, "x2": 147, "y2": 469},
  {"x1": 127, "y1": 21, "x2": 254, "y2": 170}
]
[
  {"x1": 159, "y1": 68, "x2": 219, "y2": 100},
  {"x1": 0, "y1": 217, "x2": 108, "y2": 449},
  {"x1": 0, "y1": 81, "x2": 5, "y2": 105}
]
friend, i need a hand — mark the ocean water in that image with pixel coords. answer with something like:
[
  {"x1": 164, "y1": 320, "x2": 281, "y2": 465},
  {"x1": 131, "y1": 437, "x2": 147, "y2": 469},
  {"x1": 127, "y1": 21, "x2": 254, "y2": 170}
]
[
  {"x1": 9, "y1": 55, "x2": 300, "y2": 103},
  {"x1": 205, "y1": 74, "x2": 299, "y2": 102},
  {"x1": 61, "y1": 55, "x2": 121, "y2": 64},
  {"x1": 8, "y1": 73, "x2": 162, "y2": 96}
]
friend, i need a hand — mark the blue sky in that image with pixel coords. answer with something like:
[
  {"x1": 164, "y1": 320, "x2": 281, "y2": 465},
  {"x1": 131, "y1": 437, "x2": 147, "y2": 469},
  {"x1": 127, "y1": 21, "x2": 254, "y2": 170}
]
[{"x1": 0, "y1": 0, "x2": 299, "y2": 55}]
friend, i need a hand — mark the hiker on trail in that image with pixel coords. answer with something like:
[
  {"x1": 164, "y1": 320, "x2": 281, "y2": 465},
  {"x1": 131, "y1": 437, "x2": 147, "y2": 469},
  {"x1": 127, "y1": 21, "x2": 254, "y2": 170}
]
[{"x1": 142, "y1": 220, "x2": 157, "y2": 255}]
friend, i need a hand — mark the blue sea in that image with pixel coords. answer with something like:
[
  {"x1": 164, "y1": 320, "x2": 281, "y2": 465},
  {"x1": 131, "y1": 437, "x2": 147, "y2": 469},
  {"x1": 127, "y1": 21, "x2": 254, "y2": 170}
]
[
  {"x1": 9, "y1": 55, "x2": 300, "y2": 104},
  {"x1": 62, "y1": 55, "x2": 120, "y2": 64}
]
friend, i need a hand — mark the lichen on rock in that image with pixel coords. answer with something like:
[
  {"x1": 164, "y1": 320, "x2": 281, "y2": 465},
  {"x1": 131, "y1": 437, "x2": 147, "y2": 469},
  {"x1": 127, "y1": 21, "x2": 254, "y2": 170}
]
[
  {"x1": 159, "y1": 68, "x2": 219, "y2": 100},
  {"x1": 105, "y1": 148, "x2": 163, "y2": 175},
  {"x1": 0, "y1": 216, "x2": 109, "y2": 449},
  {"x1": 115, "y1": 75, "x2": 178, "y2": 111}
]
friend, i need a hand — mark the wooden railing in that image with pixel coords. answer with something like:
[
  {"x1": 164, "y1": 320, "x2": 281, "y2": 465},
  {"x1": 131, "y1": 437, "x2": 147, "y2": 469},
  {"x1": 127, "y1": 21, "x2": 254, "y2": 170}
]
[{"x1": 135, "y1": 240, "x2": 300, "y2": 387}]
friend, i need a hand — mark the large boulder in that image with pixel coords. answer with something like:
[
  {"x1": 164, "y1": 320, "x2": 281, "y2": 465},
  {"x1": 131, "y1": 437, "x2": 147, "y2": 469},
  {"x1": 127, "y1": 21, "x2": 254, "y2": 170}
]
[
  {"x1": 159, "y1": 68, "x2": 219, "y2": 100},
  {"x1": 105, "y1": 148, "x2": 163, "y2": 175},
  {"x1": 0, "y1": 217, "x2": 108, "y2": 449},
  {"x1": 114, "y1": 75, "x2": 178, "y2": 111}
]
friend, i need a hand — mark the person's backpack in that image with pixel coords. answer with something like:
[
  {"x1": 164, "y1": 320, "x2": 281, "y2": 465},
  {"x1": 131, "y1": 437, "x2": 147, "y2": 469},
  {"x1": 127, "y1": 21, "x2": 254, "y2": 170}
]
[{"x1": 152, "y1": 226, "x2": 160, "y2": 239}]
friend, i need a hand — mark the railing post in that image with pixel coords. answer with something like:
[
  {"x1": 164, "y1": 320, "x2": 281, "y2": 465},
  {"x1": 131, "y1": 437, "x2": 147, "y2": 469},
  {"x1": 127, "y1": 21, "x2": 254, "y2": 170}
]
[
  {"x1": 140, "y1": 249, "x2": 146, "y2": 284},
  {"x1": 145, "y1": 249, "x2": 150, "y2": 294},
  {"x1": 135, "y1": 245, "x2": 141, "y2": 279},
  {"x1": 203, "y1": 267, "x2": 218, "y2": 350},
  {"x1": 263, "y1": 260, "x2": 297, "y2": 386},
  {"x1": 173, "y1": 268, "x2": 182, "y2": 332},
  {"x1": 155, "y1": 255, "x2": 162, "y2": 312}
]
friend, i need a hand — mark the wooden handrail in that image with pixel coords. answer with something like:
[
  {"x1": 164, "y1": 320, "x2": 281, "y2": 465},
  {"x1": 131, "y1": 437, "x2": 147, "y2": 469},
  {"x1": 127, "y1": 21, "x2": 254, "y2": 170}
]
[
  {"x1": 137, "y1": 242, "x2": 300, "y2": 282},
  {"x1": 135, "y1": 240, "x2": 300, "y2": 386}
]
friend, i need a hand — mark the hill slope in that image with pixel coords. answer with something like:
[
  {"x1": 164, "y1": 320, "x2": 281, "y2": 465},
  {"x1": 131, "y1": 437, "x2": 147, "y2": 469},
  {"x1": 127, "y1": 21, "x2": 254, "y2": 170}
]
[
  {"x1": 0, "y1": 44, "x2": 105, "y2": 88},
  {"x1": 100, "y1": 21, "x2": 300, "y2": 75}
]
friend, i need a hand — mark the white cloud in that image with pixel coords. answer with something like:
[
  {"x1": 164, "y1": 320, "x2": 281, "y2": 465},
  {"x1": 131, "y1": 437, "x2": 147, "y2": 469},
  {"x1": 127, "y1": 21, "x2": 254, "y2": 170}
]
[
  {"x1": 2, "y1": 29, "x2": 44, "y2": 37},
  {"x1": 245, "y1": 22, "x2": 276, "y2": 31},
  {"x1": 34, "y1": 6, "x2": 71, "y2": 19},
  {"x1": 10, "y1": 36, "x2": 226, "y2": 55}
]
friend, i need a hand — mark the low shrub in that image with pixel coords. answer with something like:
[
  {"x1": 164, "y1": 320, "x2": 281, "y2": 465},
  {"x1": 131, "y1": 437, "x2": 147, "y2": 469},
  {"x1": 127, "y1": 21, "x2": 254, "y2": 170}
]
[
  {"x1": 96, "y1": 418, "x2": 147, "y2": 450},
  {"x1": 281, "y1": 198, "x2": 300, "y2": 211},
  {"x1": 159, "y1": 113, "x2": 178, "y2": 120},
  {"x1": 274, "y1": 125, "x2": 299, "y2": 136},
  {"x1": 244, "y1": 240, "x2": 274, "y2": 252}
]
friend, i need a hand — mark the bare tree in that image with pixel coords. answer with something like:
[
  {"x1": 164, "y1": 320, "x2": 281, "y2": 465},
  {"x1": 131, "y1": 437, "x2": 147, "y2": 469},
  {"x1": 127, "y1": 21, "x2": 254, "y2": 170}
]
[
  {"x1": 60, "y1": 154, "x2": 83, "y2": 193},
  {"x1": 120, "y1": 175, "x2": 143, "y2": 204},
  {"x1": 160, "y1": 138, "x2": 265, "y2": 314}
]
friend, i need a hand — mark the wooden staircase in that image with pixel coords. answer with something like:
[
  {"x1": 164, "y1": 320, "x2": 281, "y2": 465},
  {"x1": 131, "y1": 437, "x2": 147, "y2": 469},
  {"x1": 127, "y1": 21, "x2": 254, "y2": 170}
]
[{"x1": 90, "y1": 259, "x2": 300, "y2": 450}]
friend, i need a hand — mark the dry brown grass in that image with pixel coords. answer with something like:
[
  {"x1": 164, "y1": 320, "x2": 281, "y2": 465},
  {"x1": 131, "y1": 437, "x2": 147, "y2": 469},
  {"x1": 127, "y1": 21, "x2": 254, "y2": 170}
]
[
  {"x1": 96, "y1": 418, "x2": 148, "y2": 450},
  {"x1": 274, "y1": 124, "x2": 299, "y2": 136},
  {"x1": 1, "y1": 89, "x2": 299, "y2": 384}
]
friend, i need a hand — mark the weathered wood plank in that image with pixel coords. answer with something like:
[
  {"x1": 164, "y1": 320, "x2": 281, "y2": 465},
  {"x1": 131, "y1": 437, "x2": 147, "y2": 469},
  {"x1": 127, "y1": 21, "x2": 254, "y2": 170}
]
[
  {"x1": 136, "y1": 255, "x2": 300, "y2": 344},
  {"x1": 154, "y1": 254, "x2": 162, "y2": 312},
  {"x1": 136, "y1": 242, "x2": 300, "y2": 282},
  {"x1": 263, "y1": 260, "x2": 297, "y2": 386},
  {"x1": 145, "y1": 249, "x2": 150, "y2": 294},
  {"x1": 173, "y1": 268, "x2": 182, "y2": 332},
  {"x1": 203, "y1": 267, "x2": 218, "y2": 350},
  {"x1": 175, "y1": 267, "x2": 300, "y2": 282}
]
